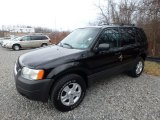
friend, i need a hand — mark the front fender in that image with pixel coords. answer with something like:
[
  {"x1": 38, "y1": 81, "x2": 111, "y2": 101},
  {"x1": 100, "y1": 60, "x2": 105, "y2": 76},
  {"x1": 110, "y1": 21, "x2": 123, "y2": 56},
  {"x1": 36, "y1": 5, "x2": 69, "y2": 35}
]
[{"x1": 47, "y1": 62, "x2": 90, "y2": 79}]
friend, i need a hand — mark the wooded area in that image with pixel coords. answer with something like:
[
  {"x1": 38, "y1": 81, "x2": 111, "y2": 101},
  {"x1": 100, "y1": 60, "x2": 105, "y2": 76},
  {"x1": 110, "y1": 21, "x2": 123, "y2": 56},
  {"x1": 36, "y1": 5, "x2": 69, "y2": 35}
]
[{"x1": 96, "y1": 0, "x2": 160, "y2": 57}]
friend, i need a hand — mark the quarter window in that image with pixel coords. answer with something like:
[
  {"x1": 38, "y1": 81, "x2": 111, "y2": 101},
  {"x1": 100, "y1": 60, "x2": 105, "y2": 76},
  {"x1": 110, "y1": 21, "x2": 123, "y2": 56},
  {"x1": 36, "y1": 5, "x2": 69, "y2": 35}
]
[
  {"x1": 119, "y1": 28, "x2": 136, "y2": 46},
  {"x1": 41, "y1": 36, "x2": 48, "y2": 40},
  {"x1": 136, "y1": 28, "x2": 147, "y2": 43}
]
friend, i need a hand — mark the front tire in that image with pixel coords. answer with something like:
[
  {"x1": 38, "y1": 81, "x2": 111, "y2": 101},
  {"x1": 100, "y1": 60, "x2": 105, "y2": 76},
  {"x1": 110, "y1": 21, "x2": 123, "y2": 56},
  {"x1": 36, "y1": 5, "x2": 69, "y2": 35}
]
[
  {"x1": 50, "y1": 74, "x2": 86, "y2": 112},
  {"x1": 128, "y1": 58, "x2": 144, "y2": 77},
  {"x1": 12, "y1": 44, "x2": 20, "y2": 51}
]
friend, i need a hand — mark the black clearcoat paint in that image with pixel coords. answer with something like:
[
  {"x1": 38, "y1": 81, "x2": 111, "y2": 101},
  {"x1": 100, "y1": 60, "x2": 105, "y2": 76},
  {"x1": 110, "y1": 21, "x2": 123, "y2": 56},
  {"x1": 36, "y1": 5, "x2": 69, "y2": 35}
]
[{"x1": 14, "y1": 26, "x2": 148, "y2": 102}]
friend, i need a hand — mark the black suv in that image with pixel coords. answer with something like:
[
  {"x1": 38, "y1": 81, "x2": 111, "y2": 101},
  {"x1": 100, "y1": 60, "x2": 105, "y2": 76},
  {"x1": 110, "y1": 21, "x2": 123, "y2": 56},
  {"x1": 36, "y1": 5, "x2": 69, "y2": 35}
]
[{"x1": 14, "y1": 25, "x2": 148, "y2": 112}]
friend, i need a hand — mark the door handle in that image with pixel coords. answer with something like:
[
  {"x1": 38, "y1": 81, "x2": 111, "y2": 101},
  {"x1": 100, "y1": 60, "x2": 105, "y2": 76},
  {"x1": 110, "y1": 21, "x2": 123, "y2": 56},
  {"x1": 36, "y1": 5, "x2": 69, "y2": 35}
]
[
  {"x1": 115, "y1": 52, "x2": 121, "y2": 55},
  {"x1": 99, "y1": 51, "x2": 106, "y2": 54},
  {"x1": 118, "y1": 54, "x2": 123, "y2": 61}
]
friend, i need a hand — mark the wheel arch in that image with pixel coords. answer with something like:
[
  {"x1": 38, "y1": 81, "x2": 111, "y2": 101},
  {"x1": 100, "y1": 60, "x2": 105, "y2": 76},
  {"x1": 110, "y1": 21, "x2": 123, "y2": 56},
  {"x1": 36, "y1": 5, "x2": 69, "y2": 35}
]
[
  {"x1": 41, "y1": 43, "x2": 47, "y2": 47},
  {"x1": 12, "y1": 43, "x2": 21, "y2": 48},
  {"x1": 48, "y1": 68, "x2": 89, "y2": 96},
  {"x1": 140, "y1": 53, "x2": 147, "y2": 60}
]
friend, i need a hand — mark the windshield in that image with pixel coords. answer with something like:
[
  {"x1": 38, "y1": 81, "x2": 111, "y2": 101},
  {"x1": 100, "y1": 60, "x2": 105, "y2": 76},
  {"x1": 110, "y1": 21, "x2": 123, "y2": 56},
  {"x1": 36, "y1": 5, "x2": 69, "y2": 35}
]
[
  {"x1": 58, "y1": 28, "x2": 100, "y2": 49},
  {"x1": 13, "y1": 37, "x2": 21, "y2": 41}
]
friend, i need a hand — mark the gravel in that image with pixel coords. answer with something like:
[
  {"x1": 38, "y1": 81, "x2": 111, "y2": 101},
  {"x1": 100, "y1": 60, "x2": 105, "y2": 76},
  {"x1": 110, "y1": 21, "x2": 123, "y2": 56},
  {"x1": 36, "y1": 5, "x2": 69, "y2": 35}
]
[{"x1": 0, "y1": 46, "x2": 160, "y2": 120}]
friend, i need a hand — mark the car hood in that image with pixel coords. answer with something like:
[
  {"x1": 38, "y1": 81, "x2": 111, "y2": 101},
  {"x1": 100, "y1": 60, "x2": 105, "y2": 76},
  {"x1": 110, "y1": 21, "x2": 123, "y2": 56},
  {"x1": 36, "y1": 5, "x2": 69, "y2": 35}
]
[
  {"x1": 2, "y1": 40, "x2": 17, "y2": 44},
  {"x1": 19, "y1": 45, "x2": 85, "y2": 68},
  {"x1": 2, "y1": 40, "x2": 11, "y2": 43}
]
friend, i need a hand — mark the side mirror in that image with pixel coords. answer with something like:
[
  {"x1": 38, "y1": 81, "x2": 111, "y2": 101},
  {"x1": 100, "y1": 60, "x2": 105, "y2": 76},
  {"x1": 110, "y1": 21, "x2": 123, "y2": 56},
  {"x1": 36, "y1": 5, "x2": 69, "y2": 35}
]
[{"x1": 98, "y1": 43, "x2": 110, "y2": 51}]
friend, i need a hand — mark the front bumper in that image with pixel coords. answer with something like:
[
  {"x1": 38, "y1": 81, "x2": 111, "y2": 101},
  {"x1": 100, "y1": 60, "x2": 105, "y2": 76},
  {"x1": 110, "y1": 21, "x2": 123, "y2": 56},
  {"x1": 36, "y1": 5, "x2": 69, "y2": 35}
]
[
  {"x1": 5, "y1": 44, "x2": 12, "y2": 49},
  {"x1": 2, "y1": 44, "x2": 12, "y2": 48},
  {"x1": 14, "y1": 63, "x2": 53, "y2": 102},
  {"x1": 1, "y1": 44, "x2": 6, "y2": 48}
]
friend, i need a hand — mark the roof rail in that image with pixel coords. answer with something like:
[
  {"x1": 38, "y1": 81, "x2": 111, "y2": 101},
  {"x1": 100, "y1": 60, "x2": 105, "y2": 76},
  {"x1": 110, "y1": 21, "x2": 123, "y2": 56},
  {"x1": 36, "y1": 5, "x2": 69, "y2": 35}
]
[
  {"x1": 102, "y1": 23, "x2": 135, "y2": 26},
  {"x1": 120, "y1": 23, "x2": 135, "y2": 26}
]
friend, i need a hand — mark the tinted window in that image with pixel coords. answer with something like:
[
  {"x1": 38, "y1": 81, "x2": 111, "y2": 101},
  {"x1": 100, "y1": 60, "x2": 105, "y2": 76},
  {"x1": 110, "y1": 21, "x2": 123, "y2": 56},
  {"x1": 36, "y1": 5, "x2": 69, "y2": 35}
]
[
  {"x1": 41, "y1": 36, "x2": 48, "y2": 40},
  {"x1": 99, "y1": 28, "x2": 120, "y2": 48},
  {"x1": 119, "y1": 27, "x2": 136, "y2": 46},
  {"x1": 136, "y1": 28, "x2": 147, "y2": 43},
  {"x1": 31, "y1": 36, "x2": 42, "y2": 40},
  {"x1": 31, "y1": 36, "x2": 48, "y2": 40}
]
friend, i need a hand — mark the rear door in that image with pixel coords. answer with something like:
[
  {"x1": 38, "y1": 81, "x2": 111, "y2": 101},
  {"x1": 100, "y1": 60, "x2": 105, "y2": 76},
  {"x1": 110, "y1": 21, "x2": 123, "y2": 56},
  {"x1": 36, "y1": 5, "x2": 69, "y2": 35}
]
[
  {"x1": 31, "y1": 35, "x2": 48, "y2": 47},
  {"x1": 30, "y1": 36, "x2": 41, "y2": 47},
  {"x1": 119, "y1": 27, "x2": 139, "y2": 69},
  {"x1": 41, "y1": 35, "x2": 49, "y2": 44}
]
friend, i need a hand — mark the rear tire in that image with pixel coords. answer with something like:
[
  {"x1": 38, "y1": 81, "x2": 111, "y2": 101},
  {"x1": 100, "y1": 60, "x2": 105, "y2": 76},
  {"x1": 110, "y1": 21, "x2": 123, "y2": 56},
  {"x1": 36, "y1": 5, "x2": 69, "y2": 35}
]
[
  {"x1": 12, "y1": 44, "x2": 20, "y2": 51},
  {"x1": 41, "y1": 43, "x2": 47, "y2": 47},
  {"x1": 128, "y1": 58, "x2": 144, "y2": 77},
  {"x1": 50, "y1": 74, "x2": 86, "y2": 112}
]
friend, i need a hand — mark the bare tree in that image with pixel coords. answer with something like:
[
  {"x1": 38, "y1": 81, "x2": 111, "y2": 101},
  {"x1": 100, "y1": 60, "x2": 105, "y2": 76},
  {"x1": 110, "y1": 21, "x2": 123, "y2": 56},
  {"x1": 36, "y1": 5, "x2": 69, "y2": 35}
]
[
  {"x1": 96, "y1": 0, "x2": 137, "y2": 24},
  {"x1": 137, "y1": 0, "x2": 160, "y2": 56},
  {"x1": 96, "y1": 0, "x2": 160, "y2": 56}
]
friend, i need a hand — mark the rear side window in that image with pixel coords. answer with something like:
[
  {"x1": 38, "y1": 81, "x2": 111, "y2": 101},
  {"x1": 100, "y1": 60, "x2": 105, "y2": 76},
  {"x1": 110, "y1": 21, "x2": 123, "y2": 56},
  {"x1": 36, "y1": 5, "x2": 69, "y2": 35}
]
[
  {"x1": 31, "y1": 36, "x2": 43, "y2": 40},
  {"x1": 119, "y1": 27, "x2": 136, "y2": 46},
  {"x1": 31, "y1": 36, "x2": 48, "y2": 40}
]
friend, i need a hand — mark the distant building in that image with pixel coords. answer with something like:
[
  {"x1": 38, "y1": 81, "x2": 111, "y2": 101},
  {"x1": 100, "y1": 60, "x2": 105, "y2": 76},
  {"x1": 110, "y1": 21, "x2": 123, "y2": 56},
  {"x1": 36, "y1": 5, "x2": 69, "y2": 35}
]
[
  {"x1": 1, "y1": 25, "x2": 35, "y2": 33},
  {"x1": 11, "y1": 27, "x2": 35, "y2": 33}
]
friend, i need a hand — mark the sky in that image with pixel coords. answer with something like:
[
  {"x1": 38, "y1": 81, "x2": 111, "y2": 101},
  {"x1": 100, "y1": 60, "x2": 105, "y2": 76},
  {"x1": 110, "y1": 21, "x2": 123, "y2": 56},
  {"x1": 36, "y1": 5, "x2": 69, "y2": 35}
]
[{"x1": 0, "y1": 0, "x2": 100, "y2": 31}]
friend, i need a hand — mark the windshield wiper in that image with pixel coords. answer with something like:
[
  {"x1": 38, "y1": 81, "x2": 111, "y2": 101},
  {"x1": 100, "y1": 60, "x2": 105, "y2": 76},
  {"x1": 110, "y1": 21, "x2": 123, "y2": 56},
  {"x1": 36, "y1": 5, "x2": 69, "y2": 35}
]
[
  {"x1": 58, "y1": 42, "x2": 63, "y2": 47},
  {"x1": 62, "y1": 43, "x2": 73, "y2": 49}
]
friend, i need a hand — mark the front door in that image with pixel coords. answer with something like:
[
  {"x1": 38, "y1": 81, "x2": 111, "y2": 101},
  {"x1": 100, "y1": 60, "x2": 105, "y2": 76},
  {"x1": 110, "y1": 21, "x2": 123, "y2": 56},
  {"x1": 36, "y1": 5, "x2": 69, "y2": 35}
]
[
  {"x1": 86, "y1": 27, "x2": 123, "y2": 76},
  {"x1": 20, "y1": 36, "x2": 33, "y2": 48}
]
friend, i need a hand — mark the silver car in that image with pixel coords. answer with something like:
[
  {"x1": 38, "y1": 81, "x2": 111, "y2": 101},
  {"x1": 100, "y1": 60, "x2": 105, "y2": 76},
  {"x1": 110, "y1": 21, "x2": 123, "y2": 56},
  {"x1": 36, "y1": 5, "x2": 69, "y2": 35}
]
[
  {"x1": 3, "y1": 35, "x2": 50, "y2": 50},
  {"x1": 0, "y1": 37, "x2": 12, "y2": 45}
]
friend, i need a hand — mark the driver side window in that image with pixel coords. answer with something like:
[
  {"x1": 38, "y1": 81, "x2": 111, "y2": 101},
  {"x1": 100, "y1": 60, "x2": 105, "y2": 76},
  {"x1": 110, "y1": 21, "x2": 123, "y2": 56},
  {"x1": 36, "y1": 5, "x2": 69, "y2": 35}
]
[
  {"x1": 99, "y1": 28, "x2": 120, "y2": 48},
  {"x1": 21, "y1": 36, "x2": 30, "y2": 41}
]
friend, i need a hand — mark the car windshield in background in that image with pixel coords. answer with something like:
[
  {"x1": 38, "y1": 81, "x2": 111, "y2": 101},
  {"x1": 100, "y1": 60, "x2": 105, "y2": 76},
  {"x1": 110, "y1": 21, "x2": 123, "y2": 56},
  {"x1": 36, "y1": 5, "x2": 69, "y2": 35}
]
[
  {"x1": 58, "y1": 28, "x2": 100, "y2": 49},
  {"x1": 13, "y1": 37, "x2": 21, "y2": 41}
]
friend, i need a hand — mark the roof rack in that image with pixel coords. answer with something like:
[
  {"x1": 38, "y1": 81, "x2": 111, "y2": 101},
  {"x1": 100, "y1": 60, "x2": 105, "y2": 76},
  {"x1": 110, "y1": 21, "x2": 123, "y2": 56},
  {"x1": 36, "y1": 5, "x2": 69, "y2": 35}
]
[
  {"x1": 119, "y1": 23, "x2": 135, "y2": 26},
  {"x1": 102, "y1": 23, "x2": 135, "y2": 26}
]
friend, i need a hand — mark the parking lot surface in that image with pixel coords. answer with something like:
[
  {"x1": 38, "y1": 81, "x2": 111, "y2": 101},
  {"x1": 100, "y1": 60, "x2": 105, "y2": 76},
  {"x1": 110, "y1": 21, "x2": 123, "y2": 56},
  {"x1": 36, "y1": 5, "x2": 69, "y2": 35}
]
[{"x1": 0, "y1": 46, "x2": 160, "y2": 120}]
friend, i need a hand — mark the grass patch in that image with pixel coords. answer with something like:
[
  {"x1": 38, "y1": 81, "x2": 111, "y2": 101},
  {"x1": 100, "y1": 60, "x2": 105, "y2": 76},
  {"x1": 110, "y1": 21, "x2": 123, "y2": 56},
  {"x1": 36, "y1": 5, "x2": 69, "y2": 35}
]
[{"x1": 144, "y1": 61, "x2": 160, "y2": 76}]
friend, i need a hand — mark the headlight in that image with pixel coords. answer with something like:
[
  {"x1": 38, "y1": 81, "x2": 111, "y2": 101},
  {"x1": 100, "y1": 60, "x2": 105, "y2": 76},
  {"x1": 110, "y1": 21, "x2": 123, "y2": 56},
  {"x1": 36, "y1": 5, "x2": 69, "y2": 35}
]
[
  {"x1": 6, "y1": 42, "x2": 12, "y2": 45},
  {"x1": 21, "y1": 67, "x2": 44, "y2": 80}
]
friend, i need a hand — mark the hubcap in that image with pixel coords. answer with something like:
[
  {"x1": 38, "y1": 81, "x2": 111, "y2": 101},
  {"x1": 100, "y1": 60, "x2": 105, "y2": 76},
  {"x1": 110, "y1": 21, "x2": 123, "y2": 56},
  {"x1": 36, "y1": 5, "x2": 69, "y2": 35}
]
[
  {"x1": 60, "y1": 83, "x2": 81, "y2": 106},
  {"x1": 14, "y1": 46, "x2": 19, "y2": 50},
  {"x1": 136, "y1": 61, "x2": 143, "y2": 75},
  {"x1": 42, "y1": 44, "x2": 47, "y2": 47}
]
